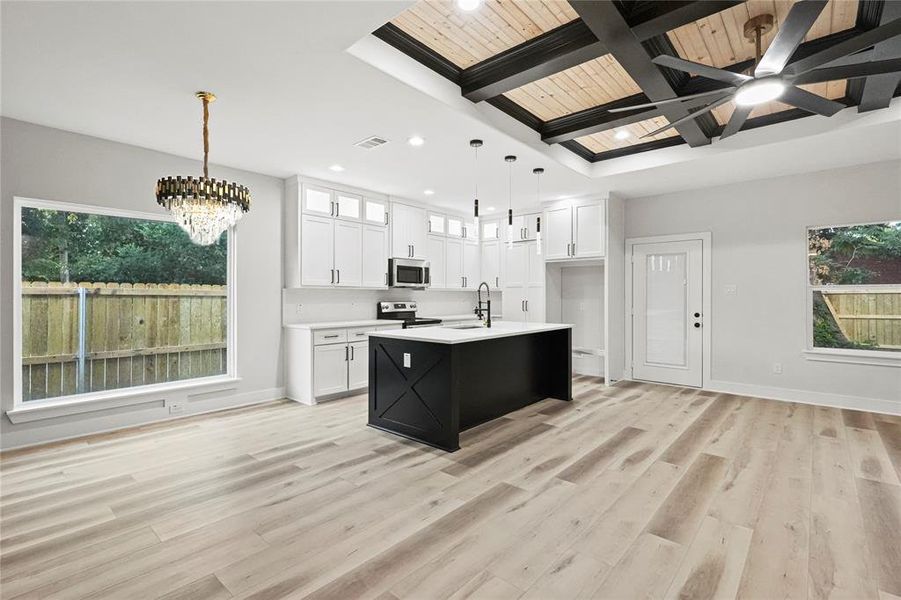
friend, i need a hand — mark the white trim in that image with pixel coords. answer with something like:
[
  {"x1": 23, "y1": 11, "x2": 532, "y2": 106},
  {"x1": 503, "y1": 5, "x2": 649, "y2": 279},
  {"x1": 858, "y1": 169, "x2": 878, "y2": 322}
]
[
  {"x1": 625, "y1": 232, "x2": 712, "y2": 388},
  {"x1": 802, "y1": 348, "x2": 901, "y2": 368},
  {"x1": 706, "y1": 379, "x2": 901, "y2": 416},
  {"x1": 2, "y1": 386, "x2": 286, "y2": 451},
  {"x1": 11, "y1": 196, "x2": 238, "y2": 412},
  {"x1": 7, "y1": 376, "x2": 244, "y2": 423}
]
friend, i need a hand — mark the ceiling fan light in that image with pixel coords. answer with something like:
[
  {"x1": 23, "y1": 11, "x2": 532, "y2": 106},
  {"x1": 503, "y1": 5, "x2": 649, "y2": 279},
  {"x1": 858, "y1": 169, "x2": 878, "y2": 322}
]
[
  {"x1": 456, "y1": 0, "x2": 481, "y2": 11},
  {"x1": 734, "y1": 80, "x2": 785, "y2": 106}
]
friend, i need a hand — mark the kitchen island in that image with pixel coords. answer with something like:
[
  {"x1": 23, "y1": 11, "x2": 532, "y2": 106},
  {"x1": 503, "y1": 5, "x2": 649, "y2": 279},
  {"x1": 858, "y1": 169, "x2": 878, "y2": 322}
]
[{"x1": 367, "y1": 322, "x2": 572, "y2": 451}]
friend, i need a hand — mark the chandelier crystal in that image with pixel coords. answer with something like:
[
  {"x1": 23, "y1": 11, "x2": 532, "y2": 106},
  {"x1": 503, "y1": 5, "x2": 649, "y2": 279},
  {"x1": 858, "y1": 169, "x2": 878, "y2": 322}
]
[{"x1": 156, "y1": 91, "x2": 250, "y2": 245}]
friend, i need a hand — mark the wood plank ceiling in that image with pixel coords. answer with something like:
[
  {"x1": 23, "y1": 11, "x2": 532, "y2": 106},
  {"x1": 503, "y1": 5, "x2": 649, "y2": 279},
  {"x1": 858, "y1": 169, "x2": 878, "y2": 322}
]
[{"x1": 385, "y1": 0, "x2": 866, "y2": 160}]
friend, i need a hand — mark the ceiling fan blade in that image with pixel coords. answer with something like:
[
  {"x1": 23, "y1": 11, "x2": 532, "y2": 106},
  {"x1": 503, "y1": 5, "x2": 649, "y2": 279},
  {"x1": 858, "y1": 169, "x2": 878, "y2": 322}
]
[
  {"x1": 781, "y1": 86, "x2": 846, "y2": 116},
  {"x1": 640, "y1": 96, "x2": 733, "y2": 139},
  {"x1": 791, "y1": 57, "x2": 901, "y2": 84},
  {"x1": 755, "y1": 0, "x2": 828, "y2": 77},
  {"x1": 653, "y1": 54, "x2": 752, "y2": 86},
  {"x1": 607, "y1": 88, "x2": 735, "y2": 112},
  {"x1": 719, "y1": 105, "x2": 752, "y2": 140},
  {"x1": 783, "y1": 18, "x2": 901, "y2": 76}
]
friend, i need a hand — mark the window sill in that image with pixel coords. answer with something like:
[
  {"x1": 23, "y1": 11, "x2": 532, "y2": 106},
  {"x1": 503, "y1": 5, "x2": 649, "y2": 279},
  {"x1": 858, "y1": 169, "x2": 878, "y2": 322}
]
[
  {"x1": 6, "y1": 376, "x2": 242, "y2": 424},
  {"x1": 803, "y1": 348, "x2": 901, "y2": 368}
]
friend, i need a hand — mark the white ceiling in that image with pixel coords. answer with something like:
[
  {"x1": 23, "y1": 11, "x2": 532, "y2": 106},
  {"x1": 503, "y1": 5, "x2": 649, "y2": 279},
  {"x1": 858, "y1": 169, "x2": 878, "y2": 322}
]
[{"x1": 3, "y1": 1, "x2": 899, "y2": 210}]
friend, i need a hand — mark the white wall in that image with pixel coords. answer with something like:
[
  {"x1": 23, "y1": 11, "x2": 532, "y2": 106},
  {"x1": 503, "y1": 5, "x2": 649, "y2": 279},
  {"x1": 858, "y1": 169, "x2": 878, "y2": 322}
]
[
  {"x1": 0, "y1": 118, "x2": 285, "y2": 449},
  {"x1": 624, "y1": 159, "x2": 901, "y2": 413}
]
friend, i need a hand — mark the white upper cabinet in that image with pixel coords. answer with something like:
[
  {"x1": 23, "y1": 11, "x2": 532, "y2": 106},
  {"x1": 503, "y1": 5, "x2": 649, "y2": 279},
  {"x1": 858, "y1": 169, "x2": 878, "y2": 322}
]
[
  {"x1": 364, "y1": 199, "x2": 388, "y2": 226},
  {"x1": 573, "y1": 200, "x2": 605, "y2": 258},
  {"x1": 447, "y1": 217, "x2": 463, "y2": 238},
  {"x1": 504, "y1": 243, "x2": 527, "y2": 288},
  {"x1": 482, "y1": 220, "x2": 500, "y2": 241},
  {"x1": 333, "y1": 221, "x2": 362, "y2": 287},
  {"x1": 463, "y1": 241, "x2": 480, "y2": 289},
  {"x1": 543, "y1": 199, "x2": 605, "y2": 260},
  {"x1": 304, "y1": 185, "x2": 334, "y2": 216},
  {"x1": 391, "y1": 203, "x2": 427, "y2": 259},
  {"x1": 361, "y1": 224, "x2": 389, "y2": 288},
  {"x1": 301, "y1": 214, "x2": 335, "y2": 286},
  {"x1": 335, "y1": 192, "x2": 361, "y2": 221},
  {"x1": 507, "y1": 213, "x2": 540, "y2": 242},
  {"x1": 527, "y1": 241, "x2": 544, "y2": 287},
  {"x1": 463, "y1": 220, "x2": 479, "y2": 241},
  {"x1": 544, "y1": 205, "x2": 573, "y2": 260},
  {"x1": 481, "y1": 240, "x2": 501, "y2": 289},
  {"x1": 427, "y1": 235, "x2": 446, "y2": 289},
  {"x1": 446, "y1": 237, "x2": 464, "y2": 289},
  {"x1": 428, "y1": 213, "x2": 445, "y2": 236}
]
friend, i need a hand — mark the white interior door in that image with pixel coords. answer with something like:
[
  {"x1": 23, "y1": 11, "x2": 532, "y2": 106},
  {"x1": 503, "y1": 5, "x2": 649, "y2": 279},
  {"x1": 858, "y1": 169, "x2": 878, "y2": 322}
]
[{"x1": 631, "y1": 240, "x2": 703, "y2": 387}]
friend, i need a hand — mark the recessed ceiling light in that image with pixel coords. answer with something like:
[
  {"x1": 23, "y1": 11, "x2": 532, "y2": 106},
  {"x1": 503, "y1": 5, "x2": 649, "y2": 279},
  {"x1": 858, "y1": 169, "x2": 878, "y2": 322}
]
[
  {"x1": 734, "y1": 80, "x2": 785, "y2": 106},
  {"x1": 485, "y1": 206, "x2": 495, "y2": 212},
  {"x1": 614, "y1": 130, "x2": 632, "y2": 140},
  {"x1": 329, "y1": 164, "x2": 344, "y2": 172},
  {"x1": 424, "y1": 189, "x2": 435, "y2": 195},
  {"x1": 408, "y1": 136, "x2": 425, "y2": 147},
  {"x1": 456, "y1": 0, "x2": 481, "y2": 11}
]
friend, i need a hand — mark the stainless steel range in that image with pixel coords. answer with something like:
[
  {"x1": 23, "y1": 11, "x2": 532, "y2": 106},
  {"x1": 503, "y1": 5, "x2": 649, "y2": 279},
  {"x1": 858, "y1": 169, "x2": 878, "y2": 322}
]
[{"x1": 376, "y1": 301, "x2": 442, "y2": 329}]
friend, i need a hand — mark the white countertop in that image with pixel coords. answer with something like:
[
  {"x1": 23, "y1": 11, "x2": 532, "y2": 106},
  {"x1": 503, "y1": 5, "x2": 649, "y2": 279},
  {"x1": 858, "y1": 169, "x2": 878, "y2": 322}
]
[
  {"x1": 369, "y1": 321, "x2": 572, "y2": 344},
  {"x1": 285, "y1": 319, "x2": 403, "y2": 330},
  {"x1": 425, "y1": 313, "x2": 503, "y2": 322}
]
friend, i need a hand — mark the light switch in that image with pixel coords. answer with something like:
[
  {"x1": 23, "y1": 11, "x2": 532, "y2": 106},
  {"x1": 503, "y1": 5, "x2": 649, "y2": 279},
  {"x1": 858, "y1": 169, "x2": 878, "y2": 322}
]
[{"x1": 403, "y1": 353, "x2": 411, "y2": 368}]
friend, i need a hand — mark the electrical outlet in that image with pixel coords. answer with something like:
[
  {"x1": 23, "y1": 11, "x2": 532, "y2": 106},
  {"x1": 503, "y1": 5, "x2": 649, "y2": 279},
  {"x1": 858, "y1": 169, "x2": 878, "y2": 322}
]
[
  {"x1": 295, "y1": 304, "x2": 303, "y2": 314},
  {"x1": 167, "y1": 400, "x2": 185, "y2": 414},
  {"x1": 772, "y1": 363, "x2": 783, "y2": 374},
  {"x1": 724, "y1": 284, "x2": 737, "y2": 295},
  {"x1": 403, "y1": 353, "x2": 411, "y2": 368}
]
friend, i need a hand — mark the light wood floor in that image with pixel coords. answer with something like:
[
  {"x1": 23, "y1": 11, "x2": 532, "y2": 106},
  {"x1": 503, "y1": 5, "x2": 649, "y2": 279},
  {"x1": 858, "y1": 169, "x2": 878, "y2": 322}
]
[{"x1": 1, "y1": 377, "x2": 900, "y2": 600}]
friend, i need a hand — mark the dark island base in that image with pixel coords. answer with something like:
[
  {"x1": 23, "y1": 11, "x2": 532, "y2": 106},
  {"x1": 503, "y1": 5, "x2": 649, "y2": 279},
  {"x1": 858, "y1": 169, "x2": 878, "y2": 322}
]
[{"x1": 368, "y1": 328, "x2": 572, "y2": 452}]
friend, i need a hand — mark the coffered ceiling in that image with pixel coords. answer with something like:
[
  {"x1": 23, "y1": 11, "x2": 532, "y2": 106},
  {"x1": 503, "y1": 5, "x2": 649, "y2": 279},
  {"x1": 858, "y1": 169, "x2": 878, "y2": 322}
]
[{"x1": 376, "y1": 0, "x2": 899, "y2": 162}]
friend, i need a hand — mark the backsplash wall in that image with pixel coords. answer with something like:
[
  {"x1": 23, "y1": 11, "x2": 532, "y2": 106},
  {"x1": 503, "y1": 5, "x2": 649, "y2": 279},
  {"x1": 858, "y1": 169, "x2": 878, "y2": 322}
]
[{"x1": 282, "y1": 288, "x2": 502, "y2": 324}]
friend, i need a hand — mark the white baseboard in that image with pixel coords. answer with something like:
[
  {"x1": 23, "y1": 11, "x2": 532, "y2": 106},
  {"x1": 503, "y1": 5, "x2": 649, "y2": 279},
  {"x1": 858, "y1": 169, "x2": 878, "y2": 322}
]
[
  {"x1": 1, "y1": 386, "x2": 287, "y2": 452},
  {"x1": 706, "y1": 379, "x2": 901, "y2": 416}
]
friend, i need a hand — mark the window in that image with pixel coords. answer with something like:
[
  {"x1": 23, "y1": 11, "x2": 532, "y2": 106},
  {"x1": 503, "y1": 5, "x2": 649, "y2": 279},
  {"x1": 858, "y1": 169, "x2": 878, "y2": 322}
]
[
  {"x1": 15, "y1": 198, "x2": 233, "y2": 404},
  {"x1": 807, "y1": 221, "x2": 901, "y2": 358}
]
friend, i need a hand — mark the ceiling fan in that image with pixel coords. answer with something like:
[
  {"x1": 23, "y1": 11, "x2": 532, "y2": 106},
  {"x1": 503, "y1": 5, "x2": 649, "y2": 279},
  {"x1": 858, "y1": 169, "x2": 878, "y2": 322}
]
[{"x1": 609, "y1": 0, "x2": 901, "y2": 140}]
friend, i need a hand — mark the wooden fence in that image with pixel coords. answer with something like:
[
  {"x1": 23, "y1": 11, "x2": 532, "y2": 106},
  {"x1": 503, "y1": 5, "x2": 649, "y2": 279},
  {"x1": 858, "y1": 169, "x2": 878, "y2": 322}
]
[
  {"x1": 21, "y1": 282, "x2": 227, "y2": 401},
  {"x1": 823, "y1": 291, "x2": 901, "y2": 350}
]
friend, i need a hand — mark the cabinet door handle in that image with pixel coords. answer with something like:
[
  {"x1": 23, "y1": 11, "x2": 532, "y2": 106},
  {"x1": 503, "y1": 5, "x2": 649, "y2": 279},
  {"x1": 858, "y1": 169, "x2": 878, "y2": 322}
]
[
  {"x1": 495, "y1": 276, "x2": 499, "y2": 287},
  {"x1": 335, "y1": 203, "x2": 339, "y2": 218},
  {"x1": 331, "y1": 269, "x2": 335, "y2": 284},
  {"x1": 330, "y1": 201, "x2": 334, "y2": 216},
  {"x1": 385, "y1": 272, "x2": 388, "y2": 286},
  {"x1": 345, "y1": 346, "x2": 349, "y2": 361},
  {"x1": 525, "y1": 300, "x2": 529, "y2": 312},
  {"x1": 337, "y1": 270, "x2": 340, "y2": 284},
  {"x1": 571, "y1": 242, "x2": 575, "y2": 256},
  {"x1": 324, "y1": 334, "x2": 339, "y2": 339},
  {"x1": 521, "y1": 300, "x2": 525, "y2": 312},
  {"x1": 384, "y1": 212, "x2": 389, "y2": 225},
  {"x1": 350, "y1": 345, "x2": 354, "y2": 360}
]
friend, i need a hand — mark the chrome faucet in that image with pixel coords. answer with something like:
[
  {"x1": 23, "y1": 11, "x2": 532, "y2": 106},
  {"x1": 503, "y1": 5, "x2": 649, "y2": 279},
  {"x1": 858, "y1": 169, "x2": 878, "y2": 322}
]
[{"x1": 475, "y1": 282, "x2": 492, "y2": 328}]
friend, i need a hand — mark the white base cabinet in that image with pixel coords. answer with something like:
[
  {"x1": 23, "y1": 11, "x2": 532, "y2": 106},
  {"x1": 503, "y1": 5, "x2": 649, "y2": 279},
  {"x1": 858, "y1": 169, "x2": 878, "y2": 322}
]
[{"x1": 287, "y1": 325, "x2": 393, "y2": 405}]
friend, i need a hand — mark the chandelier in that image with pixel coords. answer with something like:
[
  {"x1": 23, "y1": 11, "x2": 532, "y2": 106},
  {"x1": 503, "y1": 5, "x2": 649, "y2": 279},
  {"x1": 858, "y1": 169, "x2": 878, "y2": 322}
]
[{"x1": 155, "y1": 91, "x2": 250, "y2": 245}]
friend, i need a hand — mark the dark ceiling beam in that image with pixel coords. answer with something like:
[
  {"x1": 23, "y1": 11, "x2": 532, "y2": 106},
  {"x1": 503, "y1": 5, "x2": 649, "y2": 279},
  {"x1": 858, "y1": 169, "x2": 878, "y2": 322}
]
[
  {"x1": 460, "y1": 1, "x2": 744, "y2": 102},
  {"x1": 626, "y1": 1, "x2": 745, "y2": 41},
  {"x1": 372, "y1": 23, "x2": 461, "y2": 84},
  {"x1": 859, "y1": 0, "x2": 901, "y2": 111},
  {"x1": 569, "y1": 0, "x2": 712, "y2": 147},
  {"x1": 461, "y1": 20, "x2": 605, "y2": 102}
]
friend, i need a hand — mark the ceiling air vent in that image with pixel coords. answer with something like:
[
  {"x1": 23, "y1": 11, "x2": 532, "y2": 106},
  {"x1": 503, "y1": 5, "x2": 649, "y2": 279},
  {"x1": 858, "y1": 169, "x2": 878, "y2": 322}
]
[{"x1": 354, "y1": 135, "x2": 389, "y2": 150}]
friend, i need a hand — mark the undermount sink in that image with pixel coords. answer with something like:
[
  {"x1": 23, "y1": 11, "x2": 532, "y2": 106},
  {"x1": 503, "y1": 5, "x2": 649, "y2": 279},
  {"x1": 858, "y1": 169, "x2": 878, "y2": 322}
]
[{"x1": 448, "y1": 324, "x2": 484, "y2": 330}]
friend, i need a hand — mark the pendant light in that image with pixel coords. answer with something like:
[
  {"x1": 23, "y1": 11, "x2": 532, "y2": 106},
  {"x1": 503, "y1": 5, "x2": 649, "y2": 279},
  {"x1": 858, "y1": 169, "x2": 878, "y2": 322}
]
[
  {"x1": 533, "y1": 168, "x2": 544, "y2": 256},
  {"x1": 505, "y1": 155, "x2": 516, "y2": 249},
  {"x1": 155, "y1": 91, "x2": 251, "y2": 246},
  {"x1": 470, "y1": 139, "x2": 482, "y2": 236}
]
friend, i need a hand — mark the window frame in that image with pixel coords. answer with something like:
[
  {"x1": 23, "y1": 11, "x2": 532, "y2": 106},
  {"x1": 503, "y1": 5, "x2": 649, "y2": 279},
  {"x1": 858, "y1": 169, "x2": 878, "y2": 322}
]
[
  {"x1": 11, "y1": 196, "x2": 240, "y2": 415},
  {"x1": 804, "y1": 220, "x2": 901, "y2": 368}
]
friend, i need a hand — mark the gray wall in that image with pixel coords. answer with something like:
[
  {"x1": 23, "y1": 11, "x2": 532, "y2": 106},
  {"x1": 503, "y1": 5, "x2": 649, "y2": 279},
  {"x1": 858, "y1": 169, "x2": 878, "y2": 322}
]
[
  {"x1": 1, "y1": 118, "x2": 285, "y2": 449},
  {"x1": 625, "y1": 159, "x2": 901, "y2": 412}
]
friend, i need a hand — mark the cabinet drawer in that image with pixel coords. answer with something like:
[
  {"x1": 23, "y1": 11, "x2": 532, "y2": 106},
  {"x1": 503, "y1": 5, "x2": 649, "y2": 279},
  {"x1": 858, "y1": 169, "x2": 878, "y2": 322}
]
[
  {"x1": 313, "y1": 329, "x2": 348, "y2": 345},
  {"x1": 347, "y1": 326, "x2": 376, "y2": 341}
]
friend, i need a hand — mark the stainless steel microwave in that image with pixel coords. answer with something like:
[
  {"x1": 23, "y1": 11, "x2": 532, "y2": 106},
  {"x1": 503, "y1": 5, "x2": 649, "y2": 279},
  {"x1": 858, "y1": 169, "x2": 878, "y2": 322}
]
[{"x1": 388, "y1": 258, "x2": 430, "y2": 289}]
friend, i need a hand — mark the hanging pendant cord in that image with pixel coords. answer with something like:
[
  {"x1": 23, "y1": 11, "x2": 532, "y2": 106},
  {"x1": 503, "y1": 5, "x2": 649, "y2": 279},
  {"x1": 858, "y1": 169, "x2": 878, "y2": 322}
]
[{"x1": 201, "y1": 96, "x2": 210, "y2": 179}]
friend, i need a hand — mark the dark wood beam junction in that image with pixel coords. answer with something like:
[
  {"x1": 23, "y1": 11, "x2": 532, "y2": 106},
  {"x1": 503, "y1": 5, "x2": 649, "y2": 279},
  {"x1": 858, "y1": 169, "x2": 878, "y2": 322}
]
[
  {"x1": 569, "y1": 0, "x2": 713, "y2": 147},
  {"x1": 460, "y1": 0, "x2": 743, "y2": 103},
  {"x1": 860, "y1": 0, "x2": 901, "y2": 111}
]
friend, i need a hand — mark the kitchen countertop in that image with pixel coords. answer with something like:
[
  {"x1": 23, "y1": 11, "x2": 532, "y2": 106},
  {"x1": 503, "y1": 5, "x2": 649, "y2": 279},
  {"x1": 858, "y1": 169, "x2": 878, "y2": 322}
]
[
  {"x1": 425, "y1": 313, "x2": 503, "y2": 322},
  {"x1": 369, "y1": 321, "x2": 572, "y2": 345},
  {"x1": 284, "y1": 319, "x2": 403, "y2": 330}
]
